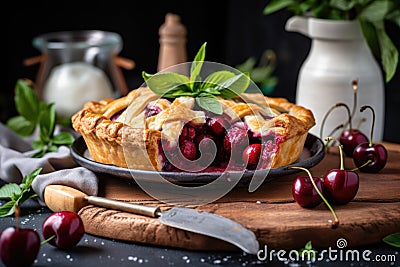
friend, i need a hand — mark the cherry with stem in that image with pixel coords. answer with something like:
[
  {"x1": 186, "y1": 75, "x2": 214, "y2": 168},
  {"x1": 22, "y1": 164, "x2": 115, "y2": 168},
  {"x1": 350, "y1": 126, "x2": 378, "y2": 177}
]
[
  {"x1": 336, "y1": 103, "x2": 368, "y2": 157},
  {"x1": 353, "y1": 105, "x2": 388, "y2": 173},
  {"x1": 323, "y1": 137, "x2": 360, "y2": 205},
  {"x1": 290, "y1": 166, "x2": 339, "y2": 229}
]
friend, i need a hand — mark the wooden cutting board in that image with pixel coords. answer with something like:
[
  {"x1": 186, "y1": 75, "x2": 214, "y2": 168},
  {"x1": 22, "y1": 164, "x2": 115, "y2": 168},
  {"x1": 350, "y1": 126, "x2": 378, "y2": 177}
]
[{"x1": 77, "y1": 142, "x2": 400, "y2": 251}]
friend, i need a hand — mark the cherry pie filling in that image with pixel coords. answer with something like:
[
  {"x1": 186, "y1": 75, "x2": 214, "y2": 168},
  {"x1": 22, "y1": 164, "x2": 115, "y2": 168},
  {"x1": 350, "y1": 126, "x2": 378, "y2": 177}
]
[{"x1": 107, "y1": 100, "x2": 282, "y2": 173}]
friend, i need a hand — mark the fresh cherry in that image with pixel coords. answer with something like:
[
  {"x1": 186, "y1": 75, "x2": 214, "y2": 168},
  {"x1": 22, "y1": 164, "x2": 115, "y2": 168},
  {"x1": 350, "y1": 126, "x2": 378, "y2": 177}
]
[
  {"x1": 290, "y1": 166, "x2": 339, "y2": 228},
  {"x1": 0, "y1": 206, "x2": 41, "y2": 267},
  {"x1": 323, "y1": 138, "x2": 359, "y2": 205},
  {"x1": 42, "y1": 211, "x2": 85, "y2": 250},
  {"x1": 353, "y1": 105, "x2": 388, "y2": 173},
  {"x1": 292, "y1": 175, "x2": 324, "y2": 208},
  {"x1": 242, "y1": 144, "x2": 262, "y2": 169}
]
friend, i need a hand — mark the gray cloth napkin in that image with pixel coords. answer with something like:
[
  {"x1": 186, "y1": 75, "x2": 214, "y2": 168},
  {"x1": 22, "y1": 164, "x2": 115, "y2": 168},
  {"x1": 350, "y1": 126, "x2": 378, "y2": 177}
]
[{"x1": 0, "y1": 122, "x2": 98, "y2": 203}]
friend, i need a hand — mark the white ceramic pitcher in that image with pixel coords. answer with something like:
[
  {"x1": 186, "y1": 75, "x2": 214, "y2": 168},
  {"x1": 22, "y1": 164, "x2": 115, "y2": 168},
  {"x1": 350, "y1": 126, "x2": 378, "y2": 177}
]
[{"x1": 286, "y1": 16, "x2": 385, "y2": 141}]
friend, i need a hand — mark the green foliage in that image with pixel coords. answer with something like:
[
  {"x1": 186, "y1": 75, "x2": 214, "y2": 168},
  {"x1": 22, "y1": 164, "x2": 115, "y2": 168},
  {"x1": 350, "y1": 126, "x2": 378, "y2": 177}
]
[
  {"x1": 383, "y1": 232, "x2": 400, "y2": 248},
  {"x1": 6, "y1": 80, "x2": 74, "y2": 158},
  {"x1": 142, "y1": 42, "x2": 251, "y2": 114},
  {"x1": 0, "y1": 168, "x2": 42, "y2": 217},
  {"x1": 235, "y1": 49, "x2": 278, "y2": 95},
  {"x1": 263, "y1": 0, "x2": 400, "y2": 82}
]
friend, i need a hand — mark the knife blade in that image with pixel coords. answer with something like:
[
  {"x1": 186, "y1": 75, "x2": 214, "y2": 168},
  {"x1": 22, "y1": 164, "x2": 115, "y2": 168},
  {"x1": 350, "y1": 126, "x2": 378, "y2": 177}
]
[{"x1": 44, "y1": 185, "x2": 259, "y2": 254}]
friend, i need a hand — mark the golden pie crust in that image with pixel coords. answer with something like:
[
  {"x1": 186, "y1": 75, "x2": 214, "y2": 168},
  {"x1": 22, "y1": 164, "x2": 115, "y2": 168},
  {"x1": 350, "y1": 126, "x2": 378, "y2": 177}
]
[{"x1": 72, "y1": 87, "x2": 315, "y2": 171}]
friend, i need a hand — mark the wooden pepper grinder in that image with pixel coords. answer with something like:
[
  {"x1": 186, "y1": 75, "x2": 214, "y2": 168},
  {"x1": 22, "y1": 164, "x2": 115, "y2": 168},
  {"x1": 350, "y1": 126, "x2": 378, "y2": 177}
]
[{"x1": 158, "y1": 13, "x2": 188, "y2": 74}]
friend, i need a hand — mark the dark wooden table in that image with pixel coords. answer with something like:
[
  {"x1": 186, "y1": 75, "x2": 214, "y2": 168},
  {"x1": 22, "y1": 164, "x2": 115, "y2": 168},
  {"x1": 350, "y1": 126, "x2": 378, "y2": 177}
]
[{"x1": 1, "y1": 142, "x2": 399, "y2": 267}]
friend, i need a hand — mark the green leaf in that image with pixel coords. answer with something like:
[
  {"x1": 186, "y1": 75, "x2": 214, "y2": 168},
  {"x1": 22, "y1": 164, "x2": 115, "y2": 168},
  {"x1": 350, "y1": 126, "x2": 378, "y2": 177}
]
[
  {"x1": 235, "y1": 57, "x2": 256, "y2": 73},
  {"x1": 375, "y1": 22, "x2": 399, "y2": 82},
  {"x1": 32, "y1": 139, "x2": 44, "y2": 150},
  {"x1": 190, "y1": 42, "x2": 207, "y2": 86},
  {"x1": 359, "y1": 19, "x2": 381, "y2": 59},
  {"x1": 298, "y1": 241, "x2": 318, "y2": 261},
  {"x1": 32, "y1": 149, "x2": 47, "y2": 158},
  {"x1": 196, "y1": 95, "x2": 223, "y2": 115},
  {"x1": 144, "y1": 72, "x2": 190, "y2": 96},
  {"x1": 39, "y1": 103, "x2": 56, "y2": 139},
  {"x1": 216, "y1": 72, "x2": 251, "y2": 98},
  {"x1": 6, "y1": 116, "x2": 36, "y2": 137},
  {"x1": 142, "y1": 71, "x2": 154, "y2": 82},
  {"x1": 330, "y1": 0, "x2": 357, "y2": 11},
  {"x1": 263, "y1": 0, "x2": 296, "y2": 15},
  {"x1": 0, "y1": 168, "x2": 41, "y2": 217},
  {"x1": 202, "y1": 70, "x2": 236, "y2": 89},
  {"x1": 383, "y1": 232, "x2": 400, "y2": 248},
  {"x1": 52, "y1": 132, "x2": 75, "y2": 145},
  {"x1": 0, "y1": 200, "x2": 16, "y2": 218},
  {"x1": 0, "y1": 184, "x2": 22, "y2": 199},
  {"x1": 21, "y1": 168, "x2": 42, "y2": 189},
  {"x1": 358, "y1": 0, "x2": 393, "y2": 22},
  {"x1": 386, "y1": 9, "x2": 400, "y2": 27},
  {"x1": 203, "y1": 87, "x2": 221, "y2": 95},
  {"x1": 14, "y1": 79, "x2": 40, "y2": 123},
  {"x1": 47, "y1": 145, "x2": 59, "y2": 152}
]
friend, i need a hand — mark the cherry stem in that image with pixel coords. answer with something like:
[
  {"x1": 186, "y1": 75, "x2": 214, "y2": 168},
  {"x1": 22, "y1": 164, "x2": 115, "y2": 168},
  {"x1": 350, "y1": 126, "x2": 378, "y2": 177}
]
[
  {"x1": 41, "y1": 234, "x2": 56, "y2": 246},
  {"x1": 351, "y1": 78, "x2": 359, "y2": 120},
  {"x1": 15, "y1": 205, "x2": 20, "y2": 229},
  {"x1": 360, "y1": 105, "x2": 375, "y2": 147},
  {"x1": 290, "y1": 166, "x2": 339, "y2": 228},
  {"x1": 336, "y1": 103, "x2": 353, "y2": 132},
  {"x1": 324, "y1": 124, "x2": 344, "y2": 151},
  {"x1": 325, "y1": 136, "x2": 345, "y2": 170},
  {"x1": 320, "y1": 102, "x2": 352, "y2": 141},
  {"x1": 351, "y1": 159, "x2": 372, "y2": 171}
]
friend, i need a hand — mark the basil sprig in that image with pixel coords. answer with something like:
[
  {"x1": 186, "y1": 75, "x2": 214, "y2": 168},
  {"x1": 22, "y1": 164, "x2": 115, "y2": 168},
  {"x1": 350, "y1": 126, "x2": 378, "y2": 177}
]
[
  {"x1": 0, "y1": 168, "x2": 41, "y2": 217},
  {"x1": 142, "y1": 42, "x2": 251, "y2": 114},
  {"x1": 6, "y1": 79, "x2": 74, "y2": 158}
]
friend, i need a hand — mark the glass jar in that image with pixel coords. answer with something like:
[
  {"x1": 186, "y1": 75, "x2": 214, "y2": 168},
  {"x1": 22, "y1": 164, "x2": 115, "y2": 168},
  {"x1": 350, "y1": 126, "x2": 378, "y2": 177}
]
[{"x1": 32, "y1": 30, "x2": 126, "y2": 118}]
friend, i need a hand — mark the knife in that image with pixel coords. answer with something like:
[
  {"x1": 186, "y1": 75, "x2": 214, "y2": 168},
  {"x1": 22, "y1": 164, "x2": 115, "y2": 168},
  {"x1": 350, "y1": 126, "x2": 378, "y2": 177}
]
[{"x1": 44, "y1": 185, "x2": 259, "y2": 254}]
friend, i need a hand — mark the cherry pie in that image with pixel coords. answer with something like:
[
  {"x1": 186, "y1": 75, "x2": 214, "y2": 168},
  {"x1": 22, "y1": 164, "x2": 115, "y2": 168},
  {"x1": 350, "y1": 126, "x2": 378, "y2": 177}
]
[{"x1": 72, "y1": 87, "x2": 315, "y2": 172}]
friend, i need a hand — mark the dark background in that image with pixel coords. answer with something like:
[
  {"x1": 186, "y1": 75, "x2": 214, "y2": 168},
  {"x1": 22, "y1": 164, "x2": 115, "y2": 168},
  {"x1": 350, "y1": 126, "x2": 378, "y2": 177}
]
[{"x1": 4, "y1": 0, "x2": 400, "y2": 143}]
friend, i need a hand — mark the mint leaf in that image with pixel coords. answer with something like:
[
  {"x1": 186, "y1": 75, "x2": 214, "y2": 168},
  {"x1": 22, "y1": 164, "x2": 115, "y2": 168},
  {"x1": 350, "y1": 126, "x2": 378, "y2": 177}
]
[
  {"x1": 0, "y1": 201, "x2": 17, "y2": 218},
  {"x1": 143, "y1": 72, "x2": 190, "y2": 96},
  {"x1": 52, "y1": 132, "x2": 75, "y2": 145},
  {"x1": 6, "y1": 116, "x2": 36, "y2": 137},
  {"x1": 202, "y1": 70, "x2": 236, "y2": 89},
  {"x1": 383, "y1": 232, "x2": 400, "y2": 248},
  {"x1": 190, "y1": 42, "x2": 207, "y2": 87},
  {"x1": 216, "y1": 72, "x2": 251, "y2": 98},
  {"x1": 7, "y1": 80, "x2": 75, "y2": 157},
  {"x1": 298, "y1": 241, "x2": 318, "y2": 261},
  {"x1": 14, "y1": 79, "x2": 40, "y2": 123},
  {"x1": 21, "y1": 168, "x2": 42, "y2": 190},
  {"x1": 0, "y1": 168, "x2": 41, "y2": 217},
  {"x1": 0, "y1": 184, "x2": 22, "y2": 199},
  {"x1": 196, "y1": 95, "x2": 223, "y2": 115},
  {"x1": 143, "y1": 43, "x2": 251, "y2": 114},
  {"x1": 39, "y1": 103, "x2": 56, "y2": 139}
]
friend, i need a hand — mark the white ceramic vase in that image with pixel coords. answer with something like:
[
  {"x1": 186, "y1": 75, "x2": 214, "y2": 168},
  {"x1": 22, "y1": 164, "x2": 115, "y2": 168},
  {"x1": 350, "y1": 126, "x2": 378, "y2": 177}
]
[{"x1": 286, "y1": 17, "x2": 385, "y2": 141}]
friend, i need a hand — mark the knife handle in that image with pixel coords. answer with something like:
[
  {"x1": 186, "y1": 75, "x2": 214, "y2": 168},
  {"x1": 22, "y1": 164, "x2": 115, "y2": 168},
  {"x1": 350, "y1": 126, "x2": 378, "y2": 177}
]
[
  {"x1": 86, "y1": 196, "x2": 161, "y2": 218},
  {"x1": 44, "y1": 184, "x2": 161, "y2": 218}
]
